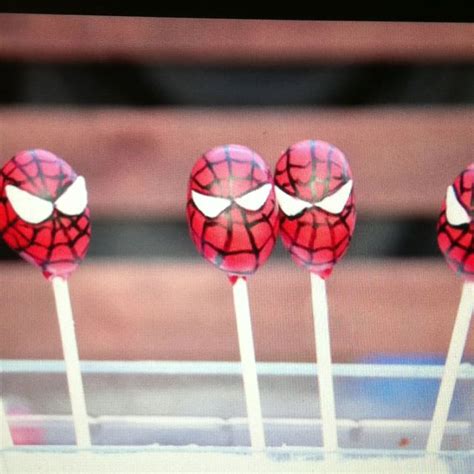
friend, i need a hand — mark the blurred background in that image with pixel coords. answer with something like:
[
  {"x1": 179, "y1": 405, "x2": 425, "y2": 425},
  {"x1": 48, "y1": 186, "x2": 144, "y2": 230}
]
[{"x1": 0, "y1": 15, "x2": 472, "y2": 363}]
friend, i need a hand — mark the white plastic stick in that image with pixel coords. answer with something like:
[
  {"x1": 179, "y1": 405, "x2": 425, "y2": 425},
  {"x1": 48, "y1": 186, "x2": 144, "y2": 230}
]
[
  {"x1": 426, "y1": 280, "x2": 474, "y2": 453},
  {"x1": 52, "y1": 276, "x2": 91, "y2": 448},
  {"x1": 0, "y1": 398, "x2": 13, "y2": 448},
  {"x1": 310, "y1": 273, "x2": 338, "y2": 452},
  {"x1": 232, "y1": 277, "x2": 266, "y2": 451}
]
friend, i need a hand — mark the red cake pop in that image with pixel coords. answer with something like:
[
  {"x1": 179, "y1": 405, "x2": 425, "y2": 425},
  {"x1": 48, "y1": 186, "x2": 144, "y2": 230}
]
[
  {"x1": 427, "y1": 164, "x2": 474, "y2": 453},
  {"x1": 273, "y1": 139, "x2": 356, "y2": 452},
  {"x1": 0, "y1": 149, "x2": 92, "y2": 447},
  {"x1": 0, "y1": 149, "x2": 91, "y2": 280},
  {"x1": 186, "y1": 144, "x2": 278, "y2": 451},
  {"x1": 437, "y1": 164, "x2": 474, "y2": 280},
  {"x1": 186, "y1": 144, "x2": 279, "y2": 277},
  {"x1": 274, "y1": 139, "x2": 356, "y2": 278}
]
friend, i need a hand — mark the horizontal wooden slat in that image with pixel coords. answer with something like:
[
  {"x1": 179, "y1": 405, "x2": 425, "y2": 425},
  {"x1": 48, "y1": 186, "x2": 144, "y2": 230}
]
[
  {"x1": 0, "y1": 260, "x2": 471, "y2": 362},
  {"x1": 0, "y1": 15, "x2": 472, "y2": 63},
  {"x1": 0, "y1": 107, "x2": 471, "y2": 217}
]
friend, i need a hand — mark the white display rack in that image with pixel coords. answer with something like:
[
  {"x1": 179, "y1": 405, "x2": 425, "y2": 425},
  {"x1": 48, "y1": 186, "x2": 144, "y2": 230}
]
[{"x1": 1, "y1": 360, "x2": 473, "y2": 472}]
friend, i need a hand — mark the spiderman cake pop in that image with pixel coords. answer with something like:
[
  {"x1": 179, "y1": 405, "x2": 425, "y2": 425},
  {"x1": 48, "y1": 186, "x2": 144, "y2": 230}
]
[
  {"x1": 186, "y1": 144, "x2": 278, "y2": 451},
  {"x1": 427, "y1": 164, "x2": 474, "y2": 453},
  {"x1": 0, "y1": 149, "x2": 91, "y2": 447},
  {"x1": 0, "y1": 149, "x2": 90, "y2": 280},
  {"x1": 274, "y1": 139, "x2": 356, "y2": 278},
  {"x1": 186, "y1": 144, "x2": 278, "y2": 278},
  {"x1": 274, "y1": 139, "x2": 356, "y2": 452},
  {"x1": 437, "y1": 164, "x2": 474, "y2": 280}
]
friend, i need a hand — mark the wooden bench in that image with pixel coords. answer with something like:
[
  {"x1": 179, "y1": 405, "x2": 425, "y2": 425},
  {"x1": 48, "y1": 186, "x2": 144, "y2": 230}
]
[
  {"x1": 0, "y1": 107, "x2": 471, "y2": 217},
  {"x1": 0, "y1": 261, "x2": 471, "y2": 361},
  {"x1": 0, "y1": 15, "x2": 472, "y2": 62}
]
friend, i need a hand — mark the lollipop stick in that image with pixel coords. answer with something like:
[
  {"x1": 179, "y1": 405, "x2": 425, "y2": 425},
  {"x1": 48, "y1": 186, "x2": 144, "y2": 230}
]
[
  {"x1": 51, "y1": 276, "x2": 91, "y2": 448},
  {"x1": 426, "y1": 281, "x2": 474, "y2": 453},
  {"x1": 310, "y1": 273, "x2": 338, "y2": 452},
  {"x1": 0, "y1": 398, "x2": 13, "y2": 448},
  {"x1": 232, "y1": 277, "x2": 266, "y2": 451}
]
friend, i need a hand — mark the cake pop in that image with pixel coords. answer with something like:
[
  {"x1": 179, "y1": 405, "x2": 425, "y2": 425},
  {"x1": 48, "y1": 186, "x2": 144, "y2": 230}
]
[
  {"x1": 274, "y1": 139, "x2": 355, "y2": 278},
  {"x1": 274, "y1": 139, "x2": 356, "y2": 452},
  {"x1": 427, "y1": 164, "x2": 474, "y2": 453},
  {"x1": 0, "y1": 149, "x2": 91, "y2": 447},
  {"x1": 437, "y1": 163, "x2": 474, "y2": 279},
  {"x1": 187, "y1": 144, "x2": 278, "y2": 278},
  {"x1": 0, "y1": 149, "x2": 90, "y2": 279},
  {"x1": 186, "y1": 144, "x2": 279, "y2": 451}
]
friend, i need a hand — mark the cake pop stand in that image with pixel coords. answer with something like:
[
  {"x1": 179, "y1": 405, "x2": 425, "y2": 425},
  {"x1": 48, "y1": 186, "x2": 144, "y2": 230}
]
[{"x1": 1, "y1": 359, "x2": 472, "y2": 472}]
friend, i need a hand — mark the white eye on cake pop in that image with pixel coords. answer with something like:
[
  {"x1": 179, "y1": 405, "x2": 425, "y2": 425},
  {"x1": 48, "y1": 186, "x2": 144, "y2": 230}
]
[
  {"x1": 274, "y1": 139, "x2": 356, "y2": 453},
  {"x1": 0, "y1": 149, "x2": 92, "y2": 448},
  {"x1": 186, "y1": 144, "x2": 279, "y2": 451}
]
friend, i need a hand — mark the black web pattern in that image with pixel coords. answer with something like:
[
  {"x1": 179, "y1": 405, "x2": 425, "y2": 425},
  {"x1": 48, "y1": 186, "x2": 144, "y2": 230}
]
[
  {"x1": 0, "y1": 150, "x2": 91, "y2": 275},
  {"x1": 275, "y1": 141, "x2": 350, "y2": 202},
  {"x1": 187, "y1": 146, "x2": 277, "y2": 276},
  {"x1": 275, "y1": 141, "x2": 355, "y2": 272},
  {"x1": 282, "y1": 200, "x2": 354, "y2": 272},
  {"x1": 437, "y1": 170, "x2": 474, "y2": 278}
]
